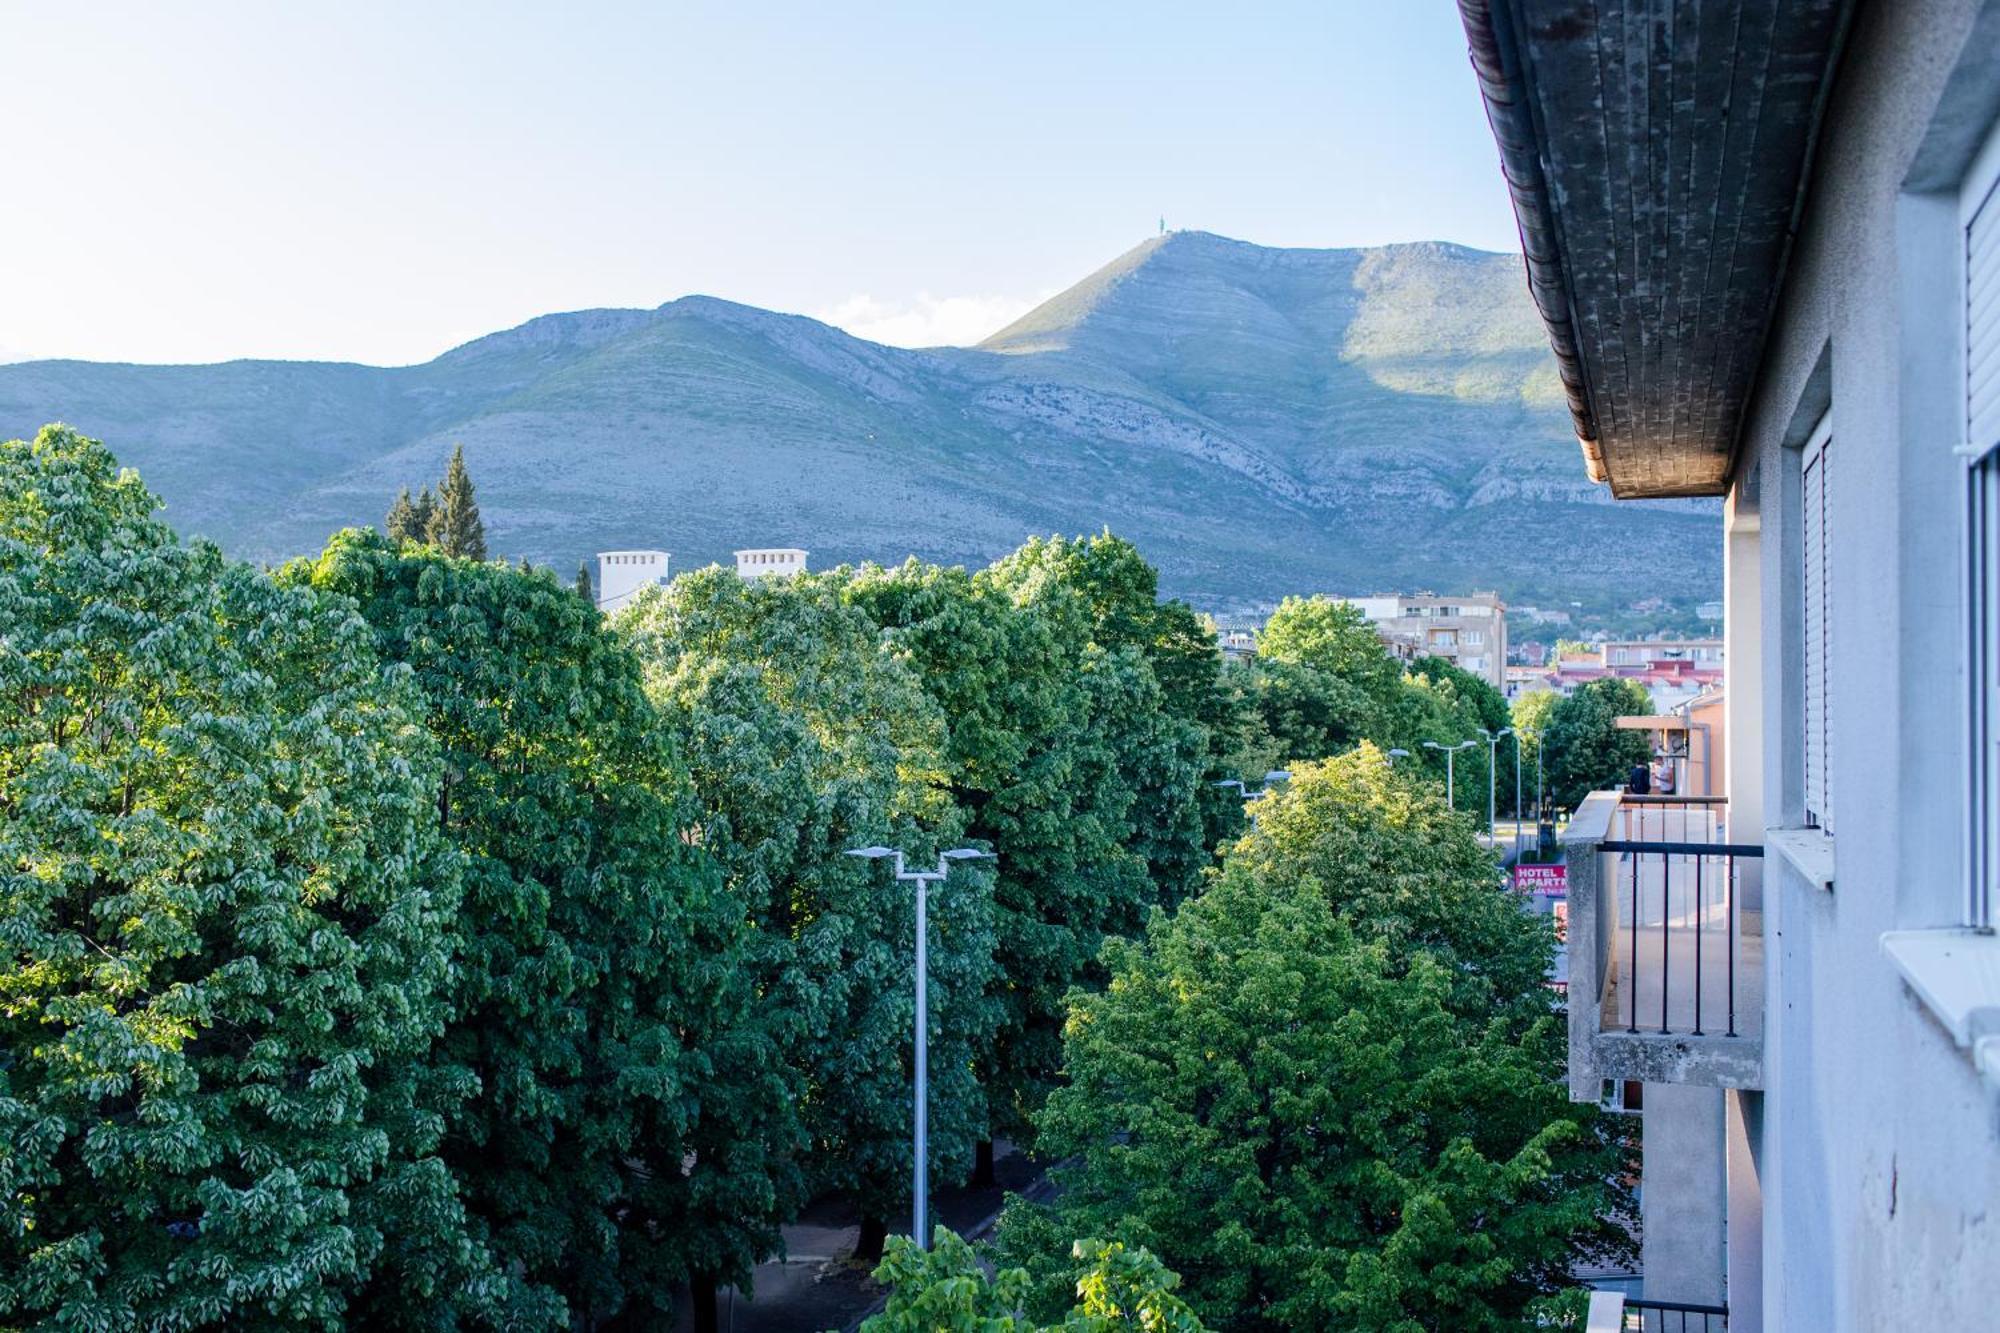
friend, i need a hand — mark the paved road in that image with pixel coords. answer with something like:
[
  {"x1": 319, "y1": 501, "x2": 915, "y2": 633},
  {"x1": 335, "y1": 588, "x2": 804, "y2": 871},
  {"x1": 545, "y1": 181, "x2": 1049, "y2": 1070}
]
[{"x1": 674, "y1": 1142, "x2": 1053, "y2": 1333}]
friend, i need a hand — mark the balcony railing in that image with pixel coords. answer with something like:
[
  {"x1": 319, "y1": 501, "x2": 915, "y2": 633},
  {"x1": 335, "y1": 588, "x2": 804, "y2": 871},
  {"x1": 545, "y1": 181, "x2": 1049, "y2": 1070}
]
[
  {"x1": 1562, "y1": 792, "x2": 1764, "y2": 1098},
  {"x1": 1585, "y1": 1292, "x2": 1730, "y2": 1331}
]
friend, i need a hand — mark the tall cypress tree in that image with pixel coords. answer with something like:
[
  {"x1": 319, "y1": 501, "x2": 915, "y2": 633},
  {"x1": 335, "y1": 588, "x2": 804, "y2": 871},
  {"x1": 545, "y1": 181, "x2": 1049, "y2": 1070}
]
[
  {"x1": 385, "y1": 485, "x2": 420, "y2": 541},
  {"x1": 426, "y1": 444, "x2": 486, "y2": 560},
  {"x1": 575, "y1": 560, "x2": 595, "y2": 603},
  {"x1": 410, "y1": 485, "x2": 437, "y2": 542}
]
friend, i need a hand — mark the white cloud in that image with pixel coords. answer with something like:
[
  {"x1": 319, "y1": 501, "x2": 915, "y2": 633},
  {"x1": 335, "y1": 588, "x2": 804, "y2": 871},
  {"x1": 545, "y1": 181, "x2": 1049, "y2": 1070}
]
[{"x1": 814, "y1": 290, "x2": 1051, "y2": 349}]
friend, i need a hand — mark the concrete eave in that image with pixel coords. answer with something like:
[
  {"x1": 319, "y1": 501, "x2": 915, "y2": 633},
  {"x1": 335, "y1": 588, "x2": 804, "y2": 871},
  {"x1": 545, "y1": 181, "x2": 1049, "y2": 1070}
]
[{"x1": 1458, "y1": 0, "x2": 1853, "y2": 498}]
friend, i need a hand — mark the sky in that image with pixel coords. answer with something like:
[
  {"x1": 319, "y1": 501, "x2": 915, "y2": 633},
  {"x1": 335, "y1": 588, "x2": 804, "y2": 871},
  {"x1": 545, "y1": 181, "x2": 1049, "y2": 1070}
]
[{"x1": 0, "y1": 2, "x2": 1520, "y2": 367}]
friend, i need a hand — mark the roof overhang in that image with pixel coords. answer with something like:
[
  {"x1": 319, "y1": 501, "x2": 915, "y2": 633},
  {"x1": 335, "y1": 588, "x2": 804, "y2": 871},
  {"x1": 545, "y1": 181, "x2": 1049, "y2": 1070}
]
[{"x1": 1459, "y1": 0, "x2": 1852, "y2": 498}]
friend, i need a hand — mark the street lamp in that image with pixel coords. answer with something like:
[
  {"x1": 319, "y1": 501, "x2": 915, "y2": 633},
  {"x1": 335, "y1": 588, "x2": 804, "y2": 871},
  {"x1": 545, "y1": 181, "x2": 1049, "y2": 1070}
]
[
  {"x1": 1422, "y1": 739, "x2": 1478, "y2": 809},
  {"x1": 1386, "y1": 748, "x2": 1411, "y2": 764},
  {"x1": 1477, "y1": 726, "x2": 1514, "y2": 841},
  {"x1": 846, "y1": 844, "x2": 995, "y2": 1250},
  {"x1": 1214, "y1": 770, "x2": 1293, "y2": 829}
]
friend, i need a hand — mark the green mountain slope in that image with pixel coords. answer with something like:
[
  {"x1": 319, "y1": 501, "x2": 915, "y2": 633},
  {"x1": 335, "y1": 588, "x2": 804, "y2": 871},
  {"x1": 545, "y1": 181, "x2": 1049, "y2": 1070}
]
[{"x1": 0, "y1": 232, "x2": 1714, "y2": 610}]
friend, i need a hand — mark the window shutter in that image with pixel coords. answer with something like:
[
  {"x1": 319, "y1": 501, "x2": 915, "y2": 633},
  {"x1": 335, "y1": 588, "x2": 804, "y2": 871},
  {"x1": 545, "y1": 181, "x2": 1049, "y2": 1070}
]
[
  {"x1": 1971, "y1": 176, "x2": 2000, "y2": 458},
  {"x1": 1803, "y1": 424, "x2": 1831, "y2": 831},
  {"x1": 1968, "y1": 157, "x2": 2000, "y2": 928}
]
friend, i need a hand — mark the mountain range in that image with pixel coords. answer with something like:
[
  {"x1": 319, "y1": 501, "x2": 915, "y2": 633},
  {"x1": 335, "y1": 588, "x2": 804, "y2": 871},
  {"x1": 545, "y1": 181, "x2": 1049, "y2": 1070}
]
[{"x1": 0, "y1": 231, "x2": 1716, "y2": 613}]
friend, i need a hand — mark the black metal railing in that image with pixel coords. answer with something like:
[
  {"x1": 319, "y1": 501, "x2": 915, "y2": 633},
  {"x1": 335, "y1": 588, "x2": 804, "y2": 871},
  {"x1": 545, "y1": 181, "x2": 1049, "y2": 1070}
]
[
  {"x1": 1599, "y1": 796, "x2": 1761, "y2": 1039},
  {"x1": 1622, "y1": 1297, "x2": 1728, "y2": 1330}
]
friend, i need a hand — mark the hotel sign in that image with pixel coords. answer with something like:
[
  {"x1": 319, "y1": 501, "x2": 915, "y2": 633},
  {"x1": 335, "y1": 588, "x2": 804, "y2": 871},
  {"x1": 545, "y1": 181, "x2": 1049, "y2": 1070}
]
[{"x1": 1513, "y1": 863, "x2": 1567, "y2": 897}]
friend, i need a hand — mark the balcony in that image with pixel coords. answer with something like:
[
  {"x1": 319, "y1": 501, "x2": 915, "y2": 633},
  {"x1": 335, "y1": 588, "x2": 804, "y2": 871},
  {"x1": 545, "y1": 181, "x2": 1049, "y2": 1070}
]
[{"x1": 1561, "y1": 792, "x2": 1764, "y2": 1099}]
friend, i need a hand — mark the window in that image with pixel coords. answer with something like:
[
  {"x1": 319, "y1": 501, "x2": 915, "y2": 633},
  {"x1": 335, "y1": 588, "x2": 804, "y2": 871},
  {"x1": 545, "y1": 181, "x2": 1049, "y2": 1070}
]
[
  {"x1": 1802, "y1": 413, "x2": 1833, "y2": 832},
  {"x1": 1963, "y1": 119, "x2": 2000, "y2": 930}
]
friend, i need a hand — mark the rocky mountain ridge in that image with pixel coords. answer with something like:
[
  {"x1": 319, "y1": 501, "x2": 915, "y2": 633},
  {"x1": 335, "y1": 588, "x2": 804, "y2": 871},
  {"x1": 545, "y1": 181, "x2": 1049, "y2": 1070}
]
[{"x1": 0, "y1": 231, "x2": 1716, "y2": 611}]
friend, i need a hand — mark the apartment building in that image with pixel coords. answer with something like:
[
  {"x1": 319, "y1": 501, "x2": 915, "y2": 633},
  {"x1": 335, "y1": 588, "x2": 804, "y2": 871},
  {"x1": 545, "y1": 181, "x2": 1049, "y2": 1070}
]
[
  {"x1": 595, "y1": 548, "x2": 670, "y2": 613},
  {"x1": 734, "y1": 547, "x2": 807, "y2": 580},
  {"x1": 1345, "y1": 591, "x2": 1508, "y2": 689},
  {"x1": 1463, "y1": 1, "x2": 2000, "y2": 1327}
]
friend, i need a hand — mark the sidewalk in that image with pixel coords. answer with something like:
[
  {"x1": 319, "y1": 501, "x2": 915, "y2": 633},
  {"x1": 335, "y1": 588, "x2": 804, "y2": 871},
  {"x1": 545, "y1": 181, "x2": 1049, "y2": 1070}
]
[{"x1": 675, "y1": 1141, "x2": 1052, "y2": 1333}]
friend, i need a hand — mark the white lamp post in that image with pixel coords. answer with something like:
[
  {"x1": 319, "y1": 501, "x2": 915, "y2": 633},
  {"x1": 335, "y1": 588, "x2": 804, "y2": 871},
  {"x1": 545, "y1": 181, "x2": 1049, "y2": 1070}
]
[
  {"x1": 1386, "y1": 747, "x2": 1411, "y2": 764},
  {"x1": 845, "y1": 844, "x2": 995, "y2": 1250},
  {"x1": 1423, "y1": 739, "x2": 1478, "y2": 809},
  {"x1": 1214, "y1": 770, "x2": 1293, "y2": 828},
  {"x1": 1478, "y1": 726, "x2": 1514, "y2": 841}
]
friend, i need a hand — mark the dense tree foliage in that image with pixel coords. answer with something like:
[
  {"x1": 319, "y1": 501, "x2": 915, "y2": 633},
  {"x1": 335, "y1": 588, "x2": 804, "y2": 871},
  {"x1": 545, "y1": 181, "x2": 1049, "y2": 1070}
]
[
  {"x1": 1237, "y1": 596, "x2": 1517, "y2": 818},
  {"x1": 1001, "y1": 748, "x2": 1633, "y2": 1330},
  {"x1": 842, "y1": 540, "x2": 1227, "y2": 1145},
  {"x1": 8, "y1": 426, "x2": 1626, "y2": 1330},
  {"x1": 985, "y1": 534, "x2": 1217, "y2": 906},
  {"x1": 288, "y1": 532, "x2": 776, "y2": 1326},
  {"x1": 862, "y1": 1228, "x2": 1207, "y2": 1332},
  {"x1": 1, "y1": 428, "x2": 487, "y2": 1327},
  {"x1": 1537, "y1": 678, "x2": 1655, "y2": 811},
  {"x1": 620, "y1": 567, "x2": 996, "y2": 1240}
]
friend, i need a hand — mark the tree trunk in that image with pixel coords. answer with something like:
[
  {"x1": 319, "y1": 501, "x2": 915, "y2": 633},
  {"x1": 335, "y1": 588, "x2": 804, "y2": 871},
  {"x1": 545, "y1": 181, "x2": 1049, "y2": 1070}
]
[
  {"x1": 971, "y1": 1138, "x2": 997, "y2": 1189},
  {"x1": 690, "y1": 1274, "x2": 719, "y2": 1333},
  {"x1": 855, "y1": 1215, "x2": 889, "y2": 1265}
]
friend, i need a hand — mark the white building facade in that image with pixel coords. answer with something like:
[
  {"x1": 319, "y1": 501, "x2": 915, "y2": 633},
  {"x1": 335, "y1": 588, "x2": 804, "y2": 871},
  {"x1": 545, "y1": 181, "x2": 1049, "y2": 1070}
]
[
  {"x1": 734, "y1": 548, "x2": 807, "y2": 580},
  {"x1": 1464, "y1": 1, "x2": 2000, "y2": 1327},
  {"x1": 1343, "y1": 591, "x2": 1509, "y2": 690},
  {"x1": 595, "y1": 549, "x2": 670, "y2": 613}
]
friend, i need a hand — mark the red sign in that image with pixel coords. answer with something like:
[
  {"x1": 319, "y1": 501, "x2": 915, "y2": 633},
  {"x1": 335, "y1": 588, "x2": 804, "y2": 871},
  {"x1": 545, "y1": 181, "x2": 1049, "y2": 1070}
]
[{"x1": 1513, "y1": 863, "x2": 1568, "y2": 897}]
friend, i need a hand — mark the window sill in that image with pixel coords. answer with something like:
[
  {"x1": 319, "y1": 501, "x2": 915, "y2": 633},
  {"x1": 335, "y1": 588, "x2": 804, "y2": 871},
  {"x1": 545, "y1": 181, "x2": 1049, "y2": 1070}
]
[
  {"x1": 1766, "y1": 826, "x2": 1836, "y2": 891},
  {"x1": 1880, "y1": 929, "x2": 2000, "y2": 1089}
]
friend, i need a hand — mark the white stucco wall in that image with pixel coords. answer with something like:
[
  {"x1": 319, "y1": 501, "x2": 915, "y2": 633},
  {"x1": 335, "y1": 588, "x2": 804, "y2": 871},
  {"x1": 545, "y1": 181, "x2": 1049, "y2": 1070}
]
[
  {"x1": 1729, "y1": 3, "x2": 2000, "y2": 1325},
  {"x1": 596, "y1": 549, "x2": 670, "y2": 613}
]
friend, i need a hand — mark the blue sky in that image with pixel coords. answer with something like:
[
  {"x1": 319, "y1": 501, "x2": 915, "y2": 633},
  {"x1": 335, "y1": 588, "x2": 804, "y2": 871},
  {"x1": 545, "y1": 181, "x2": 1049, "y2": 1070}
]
[{"x1": 1, "y1": 2, "x2": 1518, "y2": 365}]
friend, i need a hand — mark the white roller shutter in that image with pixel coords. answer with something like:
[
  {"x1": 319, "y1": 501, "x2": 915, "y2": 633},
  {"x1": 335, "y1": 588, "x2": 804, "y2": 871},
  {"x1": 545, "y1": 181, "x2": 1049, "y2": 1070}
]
[
  {"x1": 1965, "y1": 125, "x2": 2000, "y2": 928},
  {"x1": 1971, "y1": 174, "x2": 2000, "y2": 455},
  {"x1": 1802, "y1": 417, "x2": 1831, "y2": 832}
]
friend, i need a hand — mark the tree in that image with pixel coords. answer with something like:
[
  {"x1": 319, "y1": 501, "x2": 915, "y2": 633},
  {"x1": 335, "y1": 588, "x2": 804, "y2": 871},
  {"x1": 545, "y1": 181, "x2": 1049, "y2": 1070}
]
[
  {"x1": 425, "y1": 443, "x2": 486, "y2": 559},
  {"x1": 863, "y1": 1228, "x2": 1208, "y2": 1332},
  {"x1": 1510, "y1": 690, "x2": 1561, "y2": 811},
  {"x1": 1256, "y1": 596, "x2": 1404, "y2": 711},
  {"x1": 575, "y1": 559, "x2": 594, "y2": 603},
  {"x1": 620, "y1": 567, "x2": 996, "y2": 1260},
  {"x1": 841, "y1": 557, "x2": 1153, "y2": 1146},
  {"x1": 286, "y1": 532, "x2": 779, "y2": 1326},
  {"x1": 0, "y1": 427, "x2": 491, "y2": 1327},
  {"x1": 1540, "y1": 678, "x2": 1655, "y2": 810},
  {"x1": 1002, "y1": 748, "x2": 1633, "y2": 1330},
  {"x1": 983, "y1": 534, "x2": 1216, "y2": 910},
  {"x1": 386, "y1": 484, "x2": 421, "y2": 541},
  {"x1": 409, "y1": 484, "x2": 437, "y2": 542},
  {"x1": 1395, "y1": 654, "x2": 1513, "y2": 819}
]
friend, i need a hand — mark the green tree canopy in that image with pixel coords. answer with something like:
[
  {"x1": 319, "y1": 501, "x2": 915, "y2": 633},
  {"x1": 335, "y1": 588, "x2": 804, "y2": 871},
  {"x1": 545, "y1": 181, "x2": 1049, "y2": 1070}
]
[
  {"x1": 619, "y1": 566, "x2": 996, "y2": 1234},
  {"x1": 574, "y1": 559, "x2": 594, "y2": 603},
  {"x1": 842, "y1": 554, "x2": 1156, "y2": 1141},
  {"x1": 984, "y1": 534, "x2": 1218, "y2": 905},
  {"x1": 863, "y1": 1229, "x2": 1208, "y2": 1332},
  {"x1": 1003, "y1": 747, "x2": 1632, "y2": 1329},
  {"x1": 1, "y1": 427, "x2": 486, "y2": 1327},
  {"x1": 1255, "y1": 596, "x2": 1403, "y2": 704},
  {"x1": 286, "y1": 531, "x2": 774, "y2": 1326},
  {"x1": 1540, "y1": 678, "x2": 1655, "y2": 811}
]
